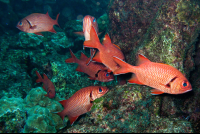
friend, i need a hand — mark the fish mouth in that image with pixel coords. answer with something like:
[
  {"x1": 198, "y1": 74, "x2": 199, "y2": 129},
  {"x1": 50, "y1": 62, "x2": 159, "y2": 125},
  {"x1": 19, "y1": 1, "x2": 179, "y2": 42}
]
[{"x1": 183, "y1": 88, "x2": 192, "y2": 93}]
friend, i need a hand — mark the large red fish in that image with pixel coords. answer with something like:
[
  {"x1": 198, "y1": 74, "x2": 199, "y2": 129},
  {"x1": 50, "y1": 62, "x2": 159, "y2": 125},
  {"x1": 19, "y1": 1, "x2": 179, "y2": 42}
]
[
  {"x1": 35, "y1": 71, "x2": 56, "y2": 98},
  {"x1": 56, "y1": 86, "x2": 109, "y2": 125},
  {"x1": 83, "y1": 26, "x2": 125, "y2": 72},
  {"x1": 113, "y1": 54, "x2": 192, "y2": 95},
  {"x1": 16, "y1": 12, "x2": 60, "y2": 36},
  {"x1": 65, "y1": 49, "x2": 114, "y2": 82}
]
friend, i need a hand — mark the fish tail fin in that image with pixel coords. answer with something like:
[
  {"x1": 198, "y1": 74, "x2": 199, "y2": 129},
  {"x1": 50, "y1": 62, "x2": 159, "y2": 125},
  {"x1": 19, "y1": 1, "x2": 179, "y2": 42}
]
[
  {"x1": 83, "y1": 26, "x2": 101, "y2": 49},
  {"x1": 35, "y1": 71, "x2": 43, "y2": 83},
  {"x1": 113, "y1": 56, "x2": 134, "y2": 75},
  {"x1": 55, "y1": 13, "x2": 60, "y2": 27},
  {"x1": 65, "y1": 49, "x2": 78, "y2": 63}
]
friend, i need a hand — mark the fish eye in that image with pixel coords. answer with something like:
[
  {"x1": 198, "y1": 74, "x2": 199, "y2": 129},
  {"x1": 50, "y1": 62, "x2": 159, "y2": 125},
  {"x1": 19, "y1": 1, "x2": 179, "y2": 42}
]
[
  {"x1": 105, "y1": 73, "x2": 110, "y2": 77},
  {"x1": 182, "y1": 82, "x2": 187, "y2": 87},
  {"x1": 99, "y1": 88, "x2": 102, "y2": 93},
  {"x1": 93, "y1": 19, "x2": 96, "y2": 22},
  {"x1": 19, "y1": 21, "x2": 22, "y2": 26}
]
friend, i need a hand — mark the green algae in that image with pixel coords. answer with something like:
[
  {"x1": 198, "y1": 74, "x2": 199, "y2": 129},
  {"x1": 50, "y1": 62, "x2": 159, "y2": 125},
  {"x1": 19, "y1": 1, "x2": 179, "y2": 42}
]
[{"x1": 176, "y1": 0, "x2": 200, "y2": 26}]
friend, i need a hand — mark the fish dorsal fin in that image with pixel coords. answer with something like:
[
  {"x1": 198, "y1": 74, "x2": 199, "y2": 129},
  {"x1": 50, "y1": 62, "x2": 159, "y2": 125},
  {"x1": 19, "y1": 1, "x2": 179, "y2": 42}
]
[
  {"x1": 68, "y1": 116, "x2": 79, "y2": 126},
  {"x1": 59, "y1": 99, "x2": 68, "y2": 107},
  {"x1": 43, "y1": 74, "x2": 49, "y2": 80},
  {"x1": 46, "y1": 11, "x2": 50, "y2": 17},
  {"x1": 75, "y1": 66, "x2": 83, "y2": 72},
  {"x1": 80, "y1": 52, "x2": 88, "y2": 61},
  {"x1": 102, "y1": 34, "x2": 112, "y2": 45},
  {"x1": 136, "y1": 54, "x2": 151, "y2": 66}
]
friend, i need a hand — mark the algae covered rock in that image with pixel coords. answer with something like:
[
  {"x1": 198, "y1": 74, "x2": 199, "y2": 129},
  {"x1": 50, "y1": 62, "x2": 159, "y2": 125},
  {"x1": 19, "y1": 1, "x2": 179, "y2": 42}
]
[
  {"x1": 0, "y1": 97, "x2": 26, "y2": 133},
  {"x1": 23, "y1": 87, "x2": 66, "y2": 133},
  {"x1": 62, "y1": 84, "x2": 193, "y2": 133}
]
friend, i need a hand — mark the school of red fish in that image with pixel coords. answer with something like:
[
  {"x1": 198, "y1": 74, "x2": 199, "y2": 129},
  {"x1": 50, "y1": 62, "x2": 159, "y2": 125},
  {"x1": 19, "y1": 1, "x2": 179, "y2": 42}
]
[{"x1": 17, "y1": 12, "x2": 192, "y2": 126}]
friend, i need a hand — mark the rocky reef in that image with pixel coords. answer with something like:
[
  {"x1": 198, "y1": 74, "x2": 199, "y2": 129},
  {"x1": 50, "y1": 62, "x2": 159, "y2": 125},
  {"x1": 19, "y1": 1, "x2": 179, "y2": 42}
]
[{"x1": 0, "y1": 0, "x2": 200, "y2": 133}]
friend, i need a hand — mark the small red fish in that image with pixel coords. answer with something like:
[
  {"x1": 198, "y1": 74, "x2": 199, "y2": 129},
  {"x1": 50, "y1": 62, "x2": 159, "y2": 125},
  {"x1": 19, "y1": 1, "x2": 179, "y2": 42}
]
[
  {"x1": 35, "y1": 71, "x2": 56, "y2": 98},
  {"x1": 16, "y1": 12, "x2": 60, "y2": 36},
  {"x1": 74, "y1": 15, "x2": 98, "y2": 41},
  {"x1": 56, "y1": 86, "x2": 109, "y2": 125},
  {"x1": 65, "y1": 49, "x2": 114, "y2": 82},
  {"x1": 83, "y1": 26, "x2": 125, "y2": 72},
  {"x1": 113, "y1": 54, "x2": 192, "y2": 95},
  {"x1": 74, "y1": 15, "x2": 99, "y2": 64}
]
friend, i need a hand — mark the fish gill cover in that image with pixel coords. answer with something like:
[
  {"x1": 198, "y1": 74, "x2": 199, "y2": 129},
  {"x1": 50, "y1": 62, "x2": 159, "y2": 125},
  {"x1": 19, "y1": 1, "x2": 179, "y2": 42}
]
[{"x1": 0, "y1": 0, "x2": 200, "y2": 133}]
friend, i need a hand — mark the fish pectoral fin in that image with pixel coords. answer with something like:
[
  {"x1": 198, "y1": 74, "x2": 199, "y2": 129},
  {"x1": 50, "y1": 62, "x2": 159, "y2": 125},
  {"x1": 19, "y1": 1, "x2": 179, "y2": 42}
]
[
  {"x1": 73, "y1": 31, "x2": 84, "y2": 36},
  {"x1": 30, "y1": 25, "x2": 37, "y2": 29},
  {"x1": 88, "y1": 77, "x2": 95, "y2": 80},
  {"x1": 128, "y1": 75, "x2": 144, "y2": 85},
  {"x1": 90, "y1": 91, "x2": 95, "y2": 102},
  {"x1": 68, "y1": 116, "x2": 79, "y2": 126},
  {"x1": 151, "y1": 89, "x2": 164, "y2": 95},
  {"x1": 35, "y1": 32, "x2": 43, "y2": 36}
]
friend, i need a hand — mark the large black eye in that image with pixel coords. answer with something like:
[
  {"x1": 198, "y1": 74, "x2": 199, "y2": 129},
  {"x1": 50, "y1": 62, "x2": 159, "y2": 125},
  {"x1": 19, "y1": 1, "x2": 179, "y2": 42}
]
[
  {"x1": 99, "y1": 88, "x2": 102, "y2": 93},
  {"x1": 183, "y1": 82, "x2": 187, "y2": 87},
  {"x1": 93, "y1": 18, "x2": 96, "y2": 22},
  {"x1": 19, "y1": 21, "x2": 22, "y2": 26},
  {"x1": 105, "y1": 73, "x2": 110, "y2": 77}
]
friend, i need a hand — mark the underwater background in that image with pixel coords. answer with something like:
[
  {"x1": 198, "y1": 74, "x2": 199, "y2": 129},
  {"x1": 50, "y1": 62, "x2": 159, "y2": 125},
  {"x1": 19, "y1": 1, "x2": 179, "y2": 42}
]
[{"x1": 0, "y1": 0, "x2": 200, "y2": 133}]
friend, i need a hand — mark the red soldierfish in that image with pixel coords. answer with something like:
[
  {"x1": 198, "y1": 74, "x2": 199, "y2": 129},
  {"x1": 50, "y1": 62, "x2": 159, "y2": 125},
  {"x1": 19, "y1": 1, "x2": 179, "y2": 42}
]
[
  {"x1": 35, "y1": 71, "x2": 56, "y2": 98},
  {"x1": 113, "y1": 54, "x2": 192, "y2": 95},
  {"x1": 74, "y1": 15, "x2": 99, "y2": 63},
  {"x1": 74, "y1": 15, "x2": 98, "y2": 41},
  {"x1": 83, "y1": 26, "x2": 125, "y2": 72},
  {"x1": 16, "y1": 12, "x2": 60, "y2": 36},
  {"x1": 56, "y1": 86, "x2": 109, "y2": 125},
  {"x1": 65, "y1": 49, "x2": 114, "y2": 82}
]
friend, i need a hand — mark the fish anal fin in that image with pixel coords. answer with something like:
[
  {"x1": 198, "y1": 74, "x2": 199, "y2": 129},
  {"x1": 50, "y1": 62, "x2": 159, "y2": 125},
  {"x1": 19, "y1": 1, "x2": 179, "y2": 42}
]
[
  {"x1": 151, "y1": 89, "x2": 164, "y2": 95},
  {"x1": 128, "y1": 75, "x2": 144, "y2": 85},
  {"x1": 35, "y1": 32, "x2": 43, "y2": 36},
  {"x1": 75, "y1": 66, "x2": 83, "y2": 72},
  {"x1": 59, "y1": 99, "x2": 68, "y2": 107},
  {"x1": 49, "y1": 28, "x2": 57, "y2": 33},
  {"x1": 137, "y1": 54, "x2": 151, "y2": 66},
  {"x1": 68, "y1": 116, "x2": 79, "y2": 126},
  {"x1": 56, "y1": 111, "x2": 65, "y2": 121}
]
